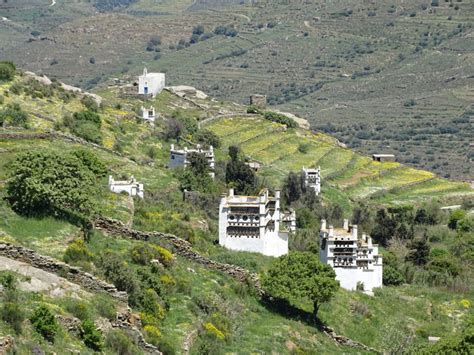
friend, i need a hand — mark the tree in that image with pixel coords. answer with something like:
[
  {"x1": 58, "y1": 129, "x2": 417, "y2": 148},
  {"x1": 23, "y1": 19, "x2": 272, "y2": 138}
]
[
  {"x1": 406, "y1": 237, "x2": 430, "y2": 266},
  {"x1": 448, "y1": 209, "x2": 466, "y2": 230},
  {"x1": 225, "y1": 146, "x2": 256, "y2": 194},
  {"x1": 194, "y1": 129, "x2": 221, "y2": 148},
  {"x1": 177, "y1": 152, "x2": 215, "y2": 193},
  {"x1": 0, "y1": 61, "x2": 15, "y2": 81},
  {"x1": 282, "y1": 171, "x2": 303, "y2": 204},
  {"x1": 371, "y1": 209, "x2": 397, "y2": 246},
  {"x1": 6, "y1": 151, "x2": 100, "y2": 219},
  {"x1": 163, "y1": 118, "x2": 184, "y2": 140},
  {"x1": 30, "y1": 305, "x2": 59, "y2": 342},
  {"x1": 261, "y1": 252, "x2": 339, "y2": 317}
]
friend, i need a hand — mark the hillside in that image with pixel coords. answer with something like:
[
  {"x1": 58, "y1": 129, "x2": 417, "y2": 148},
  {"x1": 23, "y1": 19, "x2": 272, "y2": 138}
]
[
  {"x1": 0, "y1": 70, "x2": 472, "y2": 353},
  {"x1": 0, "y1": 0, "x2": 473, "y2": 180}
]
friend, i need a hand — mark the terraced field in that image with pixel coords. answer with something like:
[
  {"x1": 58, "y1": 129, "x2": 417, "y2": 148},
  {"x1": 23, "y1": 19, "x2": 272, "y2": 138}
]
[{"x1": 206, "y1": 116, "x2": 473, "y2": 206}]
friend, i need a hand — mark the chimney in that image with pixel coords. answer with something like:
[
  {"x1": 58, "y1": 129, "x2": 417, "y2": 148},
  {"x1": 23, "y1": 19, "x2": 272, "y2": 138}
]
[
  {"x1": 352, "y1": 225, "x2": 358, "y2": 238},
  {"x1": 209, "y1": 145, "x2": 214, "y2": 152},
  {"x1": 368, "y1": 235, "x2": 373, "y2": 248},
  {"x1": 321, "y1": 219, "x2": 327, "y2": 231},
  {"x1": 108, "y1": 175, "x2": 113, "y2": 185},
  {"x1": 275, "y1": 190, "x2": 281, "y2": 200},
  {"x1": 170, "y1": 144, "x2": 174, "y2": 151},
  {"x1": 228, "y1": 188, "x2": 234, "y2": 197},
  {"x1": 328, "y1": 225, "x2": 334, "y2": 237},
  {"x1": 343, "y1": 219, "x2": 349, "y2": 231}
]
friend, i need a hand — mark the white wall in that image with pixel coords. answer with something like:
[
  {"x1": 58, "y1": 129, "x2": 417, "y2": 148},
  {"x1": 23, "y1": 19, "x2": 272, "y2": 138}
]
[{"x1": 138, "y1": 72, "x2": 165, "y2": 97}]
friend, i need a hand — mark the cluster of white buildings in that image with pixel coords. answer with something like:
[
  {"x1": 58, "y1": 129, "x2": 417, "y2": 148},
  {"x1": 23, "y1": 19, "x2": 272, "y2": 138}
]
[
  {"x1": 169, "y1": 144, "x2": 216, "y2": 178},
  {"x1": 109, "y1": 69, "x2": 382, "y2": 293},
  {"x1": 108, "y1": 175, "x2": 144, "y2": 199},
  {"x1": 319, "y1": 219, "x2": 383, "y2": 292}
]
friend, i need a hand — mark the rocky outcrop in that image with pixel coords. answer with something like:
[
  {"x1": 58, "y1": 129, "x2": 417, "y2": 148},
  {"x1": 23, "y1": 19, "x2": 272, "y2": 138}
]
[
  {"x1": 0, "y1": 335, "x2": 14, "y2": 354},
  {"x1": 0, "y1": 242, "x2": 127, "y2": 303},
  {"x1": 94, "y1": 217, "x2": 264, "y2": 297}
]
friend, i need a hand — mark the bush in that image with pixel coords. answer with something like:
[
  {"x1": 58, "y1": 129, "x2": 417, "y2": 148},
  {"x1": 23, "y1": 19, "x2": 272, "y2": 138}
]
[
  {"x1": 30, "y1": 305, "x2": 59, "y2": 342},
  {"x1": 1, "y1": 302, "x2": 25, "y2": 334},
  {"x1": 63, "y1": 239, "x2": 93, "y2": 264},
  {"x1": 448, "y1": 209, "x2": 466, "y2": 230},
  {"x1": 105, "y1": 329, "x2": 138, "y2": 355},
  {"x1": 143, "y1": 325, "x2": 161, "y2": 345},
  {"x1": 194, "y1": 129, "x2": 221, "y2": 148},
  {"x1": 81, "y1": 319, "x2": 103, "y2": 351},
  {"x1": 66, "y1": 110, "x2": 102, "y2": 144},
  {"x1": 6, "y1": 151, "x2": 99, "y2": 219},
  {"x1": 71, "y1": 149, "x2": 107, "y2": 177},
  {"x1": 0, "y1": 61, "x2": 15, "y2": 81},
  {"x1": 246, "y1": 104, "x2": 261, "y2": 114},
  {"x1": 66, "y1": 300, "x2": 91, "y2": 320},
  {"x1": 383, "y1": 265, "x2": 405, "y2": 286},
  {"x1": 263, "y1": 111, "x2": 297, "y2": 128},
  {"x1": 80, "y1": 96, "x2": 99, "y2": 112},
  {"x1": 0, "y1": 103, "x2": 28, "y2": 127},
  {"x1": 298, "y1": 143, "x2": 310, "y2": 154}
]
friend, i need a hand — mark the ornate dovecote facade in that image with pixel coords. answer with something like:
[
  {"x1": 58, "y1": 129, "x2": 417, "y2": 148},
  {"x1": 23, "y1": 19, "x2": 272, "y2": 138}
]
[
  {"x1": 302, "y1": 166, "x2": 321, "y2": 195},
  {"x1": 218, "y1": 189, "x2": 290, "y2": 257},
  {"x1": 319, "y1": 219, "x2": 382, "y2": 293},
  {"x1": 169, "y1": 144, "x2": 215, "y2": 178}
]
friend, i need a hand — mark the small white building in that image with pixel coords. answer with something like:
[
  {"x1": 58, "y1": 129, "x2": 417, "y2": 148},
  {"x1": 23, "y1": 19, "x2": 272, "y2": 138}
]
[
  {"x1": 169, "y1": 144, "x2": 215, "y2": 178},
  {"x1": 302, "y1": 166, "x2": 321, "y2": 195},
  {"x1": 218, "y1": 189, "x2": 289, "y2": 257},
  {"x1": 138, "y1": 68, "x2": 165, "y2": 97},
  {"x1": 319, "y1": 219, "x2": 382, "y2": 293},
  {"x1": 140, "y1": 106, "x2": 156, "y2": 123},
  {"x1": 108, "y1": 175, "x2": 144, "y2": 199}
]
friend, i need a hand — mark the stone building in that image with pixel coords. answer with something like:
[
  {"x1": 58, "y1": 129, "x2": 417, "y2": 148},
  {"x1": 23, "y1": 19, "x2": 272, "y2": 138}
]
[
  {"x1": 249, "y1": 94, "x2": 267, "y2": 109},
  {"x1": 138, "y1": 68, "x2": 165, "y2": 97},
  {"x1": 302, "y1": 166, "x2": 321, "y2": 195},
  {"x1": 281, "y1": 209, "x2": 297, "y2": 233},
  {"x1": 140, "y1": 106, "x2": 156, "y2": 123},
  {"x1": 218, "y1": 189, "x2": 290, "y2": 257},
  {"x1": 319, "y1": 219, "x2": 382, "y2": 293},
  {"x1": 108, "y1": 175, "x2": 144, "y2": 199},
  {"x1": 169, "y1": 144, "x2": 215, "y2": 178},
  {"x1": 372, "y1": 154, "x2": 395, "y2": 162}
]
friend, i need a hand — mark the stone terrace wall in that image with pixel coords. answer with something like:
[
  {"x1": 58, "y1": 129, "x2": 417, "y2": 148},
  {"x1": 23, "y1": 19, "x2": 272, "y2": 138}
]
[
  {"x1": 0, "y1": 242, "x2": 128, "y2": 303},
  {"x1": 94, "y1": 217, "x2": 265, "y2": 297}
]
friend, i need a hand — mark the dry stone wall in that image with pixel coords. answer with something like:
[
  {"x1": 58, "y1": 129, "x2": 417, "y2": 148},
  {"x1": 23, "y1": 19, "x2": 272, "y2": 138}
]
[
  {"x1": 0, "y1": 242, "x2": 128, "y2": 303},
  {"x1": 94, "y1": 217, "x2": 265, "y2": 297}
]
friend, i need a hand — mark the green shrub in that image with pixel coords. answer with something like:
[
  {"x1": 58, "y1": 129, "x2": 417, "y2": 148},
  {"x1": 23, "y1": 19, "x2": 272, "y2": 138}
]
[
  {"x1": 0, "y1": 103, "x2": 28, "y2": 127},
  {"x1": 194, "y1": 129, "x2": 221, "y2": 148},
  {"x1": 71, "y1": 149, "x2": 107, "y2": 177},
  {"x1": 143, "y1": 325, "x2": 161, "y2": 346},
  {"x1": 63, "y1": 239, "x2": 93, "y2": 264},
  {"x1": 81, "y1": 319, "x2": 103, "y2": 351},
  {"x1": 383, "y1": 265, "x2": 405, "y2": 286},
  {"x1": 263, "y1": 111, "x2": 297, "y2": 128},
  {"x1": 1, "y1": 302, "x2": 25, "y2": 334},
  {"x1": 80, "y1": 95, "x2": 99, "y2": 112},
  {"x1": 297, "y1": 143, "x2": 310, "y2": 154},
  {"x1": 0, "y1": 61, "x2": 15, "y2": 81},
  {"x1": 246, "y1": 104, "x2": 261, "y2": 114},
  {"x1": 448, "y1": 209, "x2": 466, "y2": 230},
  {"x1": 30, "y1": 305, "x2": 59, "y2": 342},
  {"x1": 105, "y1": 329, "x2": 138, "y2": 355},
  {"x1": 6, "y1": 151, "x2": 99, "y2": 219},
  {"x1": 65, "y1": 300, "x2": 91, "y2": 320},
  {"x1": 94, "y1": 295, "x2": 116, "y2": 321}
]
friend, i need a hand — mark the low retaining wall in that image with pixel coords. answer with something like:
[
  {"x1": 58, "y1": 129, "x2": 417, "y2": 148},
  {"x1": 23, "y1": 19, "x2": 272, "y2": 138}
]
[
  {"x1": 0, "y1": 242, "x2": 127, "y2": 303},
  {"x1": 94, "y1": 217, "x2": 264, "y2": 297}
]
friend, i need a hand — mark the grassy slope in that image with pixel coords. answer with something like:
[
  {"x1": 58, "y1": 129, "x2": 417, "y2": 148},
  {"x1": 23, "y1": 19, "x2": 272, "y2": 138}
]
[{"x1": 0, "y1": 76, "x2": 473, "y2": 353}]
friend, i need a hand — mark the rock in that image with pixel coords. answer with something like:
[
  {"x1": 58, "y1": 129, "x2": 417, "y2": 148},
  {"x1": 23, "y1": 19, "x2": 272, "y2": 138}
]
[{"x1": 0, "y1": 335, "x2": 14, "y2": 353}]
